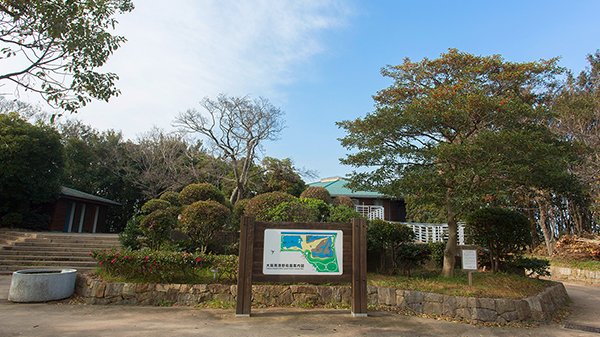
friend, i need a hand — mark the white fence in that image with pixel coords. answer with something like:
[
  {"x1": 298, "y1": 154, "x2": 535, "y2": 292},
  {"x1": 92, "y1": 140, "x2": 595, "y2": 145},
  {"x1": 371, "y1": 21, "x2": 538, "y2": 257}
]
[
  {"x1": 355, "y1": 205, "x2": 385, "y2": 220},
  {"x1": 404, "y1": 222, "x2": 465, "y2": 245}
]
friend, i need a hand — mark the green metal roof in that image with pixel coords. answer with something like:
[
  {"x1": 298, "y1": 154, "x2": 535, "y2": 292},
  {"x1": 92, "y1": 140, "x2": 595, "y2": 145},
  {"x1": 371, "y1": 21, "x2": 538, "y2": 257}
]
[
  {"x1": 307, "y1": 177, "x2": 389, "y2": 199},
  {"x1": 60, "y1": 187, "x2": 121, "y2": 206}
]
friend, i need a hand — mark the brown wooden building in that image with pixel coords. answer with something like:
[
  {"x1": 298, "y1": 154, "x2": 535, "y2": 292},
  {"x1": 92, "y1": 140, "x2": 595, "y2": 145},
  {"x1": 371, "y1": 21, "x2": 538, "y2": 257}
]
[
  {"x1": 308, "y1": 177, "x2": 406, "y2": 222},
  {"x1": 49, "y1": 187, "x2": 120, "y2": 233}
]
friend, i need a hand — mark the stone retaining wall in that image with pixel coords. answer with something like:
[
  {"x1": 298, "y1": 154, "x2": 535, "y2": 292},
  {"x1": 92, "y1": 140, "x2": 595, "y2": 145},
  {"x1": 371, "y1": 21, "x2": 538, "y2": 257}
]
[
  {"x1": 549, "y1": 266, "x2": 600, "y2": 284},
  {"x1": 75, "y1": 274, "x2": 568, "y2": 324}
]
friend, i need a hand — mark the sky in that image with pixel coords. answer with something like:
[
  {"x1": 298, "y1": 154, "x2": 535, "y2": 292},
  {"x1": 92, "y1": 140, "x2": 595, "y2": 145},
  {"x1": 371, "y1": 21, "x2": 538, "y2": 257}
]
[{"x1": 3, "y1": 0, "x2": 600, "y2": 181}]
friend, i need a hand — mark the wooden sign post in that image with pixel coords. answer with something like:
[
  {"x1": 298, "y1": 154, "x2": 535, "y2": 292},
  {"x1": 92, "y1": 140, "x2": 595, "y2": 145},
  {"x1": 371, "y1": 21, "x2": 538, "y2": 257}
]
[{"x1": 235, "y1": 217, "x2": 367, "y2": 317}]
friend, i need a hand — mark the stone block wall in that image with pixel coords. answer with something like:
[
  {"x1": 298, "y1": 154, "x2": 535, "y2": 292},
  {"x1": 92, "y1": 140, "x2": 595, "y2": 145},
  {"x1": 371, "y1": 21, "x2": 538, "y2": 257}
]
[
  {"x1": 75, "y1": 274, "x2": 568, "y2": 324},
  {"x1": 549, "y1": 266, "x2": 600, "y2": 284}
]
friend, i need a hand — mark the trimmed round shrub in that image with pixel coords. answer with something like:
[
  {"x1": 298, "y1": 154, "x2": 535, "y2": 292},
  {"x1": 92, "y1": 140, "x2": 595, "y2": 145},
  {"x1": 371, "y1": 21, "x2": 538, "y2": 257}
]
[
  {"x1": 159, "y1": 191, "x2": 180, "y2": 206},
  {"x1": 179, "y1": 200, "x2": 231, "y2": 252},
  {"x1": 139, "y1": 210, "x2": 176, "y2": 250},
  {"x1": 178, "y1": 183, "x2": 226, "y2": 205},
  {"x1": 466, "y1": 207, "x2": 532, "y2": 273},
  {"x1": 244, "y1": 191, "x2": 296, "y2": 221},
  {"x1": 265, "y1": 200, "x2": 320, "y2": 222},
  {"x1": 141, "y1": 199, "x2": 171, "y2": 215},
  {"x1": 300, "y1": 186, "x2": 332, "y2": 204},
  {"x1": 328, "y1": 205, "x2": 361, "y2": 223},
  {"x1": 333, "y1": 195, "x2": 354, "y2": 208}
]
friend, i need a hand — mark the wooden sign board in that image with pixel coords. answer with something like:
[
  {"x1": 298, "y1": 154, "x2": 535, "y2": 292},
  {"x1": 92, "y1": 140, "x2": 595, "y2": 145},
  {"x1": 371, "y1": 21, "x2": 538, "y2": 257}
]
[{"x1": 236, "y1": 217, "x2": 367, "y2": 317}]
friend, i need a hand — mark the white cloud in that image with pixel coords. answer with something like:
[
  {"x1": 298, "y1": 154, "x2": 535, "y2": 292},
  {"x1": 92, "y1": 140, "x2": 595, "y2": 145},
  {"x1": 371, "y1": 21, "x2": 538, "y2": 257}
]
[{"x1": 66, "y1": 0, "x2": 352, "y2": 138}]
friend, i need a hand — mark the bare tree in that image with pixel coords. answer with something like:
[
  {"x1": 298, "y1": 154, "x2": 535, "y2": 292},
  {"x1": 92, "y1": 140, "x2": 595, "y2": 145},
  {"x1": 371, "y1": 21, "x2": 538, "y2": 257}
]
[{"x1": 174, "y1": 94, "x2": 285, "y2": 204}]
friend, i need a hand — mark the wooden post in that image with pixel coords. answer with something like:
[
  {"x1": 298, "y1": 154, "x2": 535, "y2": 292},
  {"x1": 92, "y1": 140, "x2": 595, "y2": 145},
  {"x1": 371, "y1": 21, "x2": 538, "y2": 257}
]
[
  {"x1": 351, "y1": 218, "x2": 368, "y2": 317},
  {"x1": 236, "y1": 216, "x2": 255, "y2": 317}
]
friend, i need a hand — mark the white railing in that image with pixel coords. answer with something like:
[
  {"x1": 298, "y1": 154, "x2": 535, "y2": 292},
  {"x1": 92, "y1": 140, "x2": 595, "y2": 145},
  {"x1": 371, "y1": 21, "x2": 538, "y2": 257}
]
[
  {"x1": 403, "y1": 222, "x2": 465, "y2": 245},
  {"x1": 355, "y1": 205, "x2": 385, "y2": 220}
]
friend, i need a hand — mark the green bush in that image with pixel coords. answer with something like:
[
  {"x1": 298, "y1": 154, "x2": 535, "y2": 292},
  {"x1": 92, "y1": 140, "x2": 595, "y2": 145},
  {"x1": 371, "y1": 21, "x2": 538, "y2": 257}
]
[
  {"x1": 466, "y1": 207, "x2": 532, "y2": 272},
  {"x1": 395, "y1": 243, "x2": 430, "y2": 276},
  {"x1": 140, "y1": 199, "x2": 171, "y2": 215},
  {"x1": 299, "y1": 186, "x2": 332, "y2": 204},
  {"x1": 244, "y1": 191, "x2": 295, "y2": 221},
  {"x1": 179, "y1": 200, "x2": 231, "y2": 252},
  {"x1": 299, "y1": 197, "x2": 330, "y2": 221},
  {"x1": 328, "y1": 205, "x2": 361, "y2": 223},
  {"x1": 159, "y1": 191, "x2": 180, "y2": 206},
  {"x1": 178, "y1": 183, "x2": 226, "y2": 205},
  {"x1": 119, "y1": 215, "x2": 144, "y2": 250},
  {"x1": 139, "y1": 210, "x2": 176, "y2": 250},
  {"x1": 333, "y1": 195, "x2": 354, "y2": 208},
  {"x1": 367, "y1": 219, "x2": 416, "y2": 274},
  {"x1": 427, "y1": 241, "x2": 446, "y2": 268},
  {"x1": 265, "y1": 199, "x2": 320, "y2": 222},
  {"x1": 505, "y1": 256, "x2": 551, "y2": 278}
]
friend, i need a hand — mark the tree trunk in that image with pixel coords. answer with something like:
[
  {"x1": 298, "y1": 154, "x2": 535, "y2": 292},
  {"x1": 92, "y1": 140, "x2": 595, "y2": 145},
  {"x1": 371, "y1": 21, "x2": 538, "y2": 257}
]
[
  {"x1": 442, "y1": 188, "x2": 457, "y2": 277},
  {"x1": 538, "y1": 201, "x2": 554, "y2": 256}
]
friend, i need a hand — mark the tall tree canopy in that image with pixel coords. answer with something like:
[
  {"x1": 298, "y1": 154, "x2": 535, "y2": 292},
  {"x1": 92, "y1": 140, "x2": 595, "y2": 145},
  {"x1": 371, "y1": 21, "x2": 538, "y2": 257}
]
[
  {"x1": 0, "y1": 0, "x2": 134, "y2": 114},
  {"x1": 0, "y1": 112, "x2": 63, "y2": 227},
  {"x1": 175, "y1": 94, "x2": 285, "y2": 204},
  {"x1": 338, "y1": 49, "x2": 570, "y2": 276}
]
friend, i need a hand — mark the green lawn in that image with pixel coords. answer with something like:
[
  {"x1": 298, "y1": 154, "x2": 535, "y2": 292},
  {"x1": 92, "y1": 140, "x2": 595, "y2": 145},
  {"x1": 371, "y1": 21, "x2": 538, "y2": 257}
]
[
  {"x1": 544, "y1": 257, "x2": 600, "y2": 271},
  {"x1": 368, "y1": 270, "x2": 551, "y2": 299}
]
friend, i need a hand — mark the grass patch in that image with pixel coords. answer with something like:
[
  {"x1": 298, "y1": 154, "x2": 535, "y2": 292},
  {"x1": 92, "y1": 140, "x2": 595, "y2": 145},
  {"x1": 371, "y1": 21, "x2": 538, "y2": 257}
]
[
  {"x1": 196, "y1": 299, "x2": 236, "y2": 309},
  {"x1": 368, "y1": 270, "x2": 551, "y2": 298},
  {"x1": 543, "y1": 257, "x2": 600, "y2": 271}
]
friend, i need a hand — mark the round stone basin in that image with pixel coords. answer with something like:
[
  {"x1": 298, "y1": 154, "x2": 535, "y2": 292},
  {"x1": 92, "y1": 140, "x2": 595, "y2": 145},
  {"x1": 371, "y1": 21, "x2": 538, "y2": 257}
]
[{"x1": 8, "y1": 269, "x2": 77, "y2": 303}]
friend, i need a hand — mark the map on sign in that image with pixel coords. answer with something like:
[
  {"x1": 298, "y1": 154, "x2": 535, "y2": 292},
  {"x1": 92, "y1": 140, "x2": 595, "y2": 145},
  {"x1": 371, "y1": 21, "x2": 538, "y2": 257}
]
[{"x1": 263, "y1": 229, "x2": 343, "y2": 275}]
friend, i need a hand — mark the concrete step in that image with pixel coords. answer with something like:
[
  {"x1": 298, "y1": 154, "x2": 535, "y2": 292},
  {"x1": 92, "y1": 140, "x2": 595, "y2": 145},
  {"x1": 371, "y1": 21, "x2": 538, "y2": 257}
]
[
  {"x1": 0, "y1": 249, "x2": 96, "y2": 256},
  {"x1": 20, "y1": 239, "x2": 120, "y2": 245},
  {"x1": 2, "y1": 246, "x2": 113, "y2": 253},
  {"x1": 0, "y1": 265, "x2": 95, "y2": 274},
  {"x1": 12, "y1": 242, "x2": 118, "y2": 248},
  {"x1": 0, "y1": 254, "x2": 94, "y2": 262},
  {"x1": 0, "y1": 260, "x2": 97, "y2": 267}
]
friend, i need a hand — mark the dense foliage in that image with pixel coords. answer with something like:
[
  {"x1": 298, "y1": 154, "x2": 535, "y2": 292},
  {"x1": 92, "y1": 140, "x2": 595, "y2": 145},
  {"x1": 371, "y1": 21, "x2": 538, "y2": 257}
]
[
  {"x1": 338, "y1": 49, "x2": 572, "y2": 276},
  {"x1": 244, "y1": 191, "x2": 296, "y2": 221},
  {"x1": 139, "y1": 210, "x2": 176, "y2": 250},
  {"x1": 140, "y1": 199, "x2": 171, "y2": 215},
  {"x1": 264, "y1": 199, "x2": 321, "y2": 222},
  {"x1": 91, "y1": 249, "x2": 238, "y2": 283},
  {"x1": 466, "y1": 207, "x2": 532, "y2": 272},
  {"x1": 333, "y1": 196, "x2": 354, "y2": 208},
  {"x1": 179, "y1": 183, "x2": 226, "y2": 205},
  {"x1": 300, "y1": 186, "x2": 332, "y2": 204},
  {"x1": 328, "y1": 205, "x2": 361, "y2": 223},
  {"x1": 0, "y1": 113, "x2": 64, "y2": 229},
  {"x1": 0, "y1": 1, "x2": 134, "y2": 114},
  {"x1": 159, "y1": 191, "x2": 181, "y2": 206},
  {"x1": 367, "y1": 219, "x2": 419, "y2": 274},
  {"x1": 178, "y1": 200, "x2": 231, "y2": 252}
]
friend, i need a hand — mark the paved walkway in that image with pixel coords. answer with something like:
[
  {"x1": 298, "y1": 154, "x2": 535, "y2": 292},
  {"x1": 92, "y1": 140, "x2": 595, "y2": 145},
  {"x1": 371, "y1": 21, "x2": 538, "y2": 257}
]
[{"x1": 1, "y1": 275, "x2": 599, "y2": 337}]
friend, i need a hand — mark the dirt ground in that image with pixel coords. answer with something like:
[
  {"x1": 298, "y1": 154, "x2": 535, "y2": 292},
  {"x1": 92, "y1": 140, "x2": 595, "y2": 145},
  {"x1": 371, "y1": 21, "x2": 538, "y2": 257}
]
[{"x1": 1, "y1": 275, "x2": 599, "y2": 337}]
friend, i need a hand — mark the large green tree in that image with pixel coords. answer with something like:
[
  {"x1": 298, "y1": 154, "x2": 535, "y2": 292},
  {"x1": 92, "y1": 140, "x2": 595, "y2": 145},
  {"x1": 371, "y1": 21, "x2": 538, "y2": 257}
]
[
  {"x1": 0, "y1": 0, "x2": 134, "y2": 114},
  {"x1": 0, "y1": 112, "x2": 63, "y2": 226},
  {"x1": 338, "y1": 49, "x2": 567, "y2": 276}
]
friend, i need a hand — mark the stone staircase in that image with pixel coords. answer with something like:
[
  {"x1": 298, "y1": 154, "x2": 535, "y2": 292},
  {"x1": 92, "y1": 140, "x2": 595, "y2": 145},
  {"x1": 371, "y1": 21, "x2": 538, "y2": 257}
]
[{"x1": 0, "y1": 230, "x2": 121, "y2": 274}]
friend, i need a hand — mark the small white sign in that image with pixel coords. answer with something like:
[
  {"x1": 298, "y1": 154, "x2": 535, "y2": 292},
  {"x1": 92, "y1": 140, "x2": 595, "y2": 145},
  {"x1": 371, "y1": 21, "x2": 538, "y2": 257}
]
[
  {"x1": 263, "y1": 229, "x2": 343, "y2": 275},
  {"x1": 462, "y1": 249, "x2": 478, "y2": 270}
]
